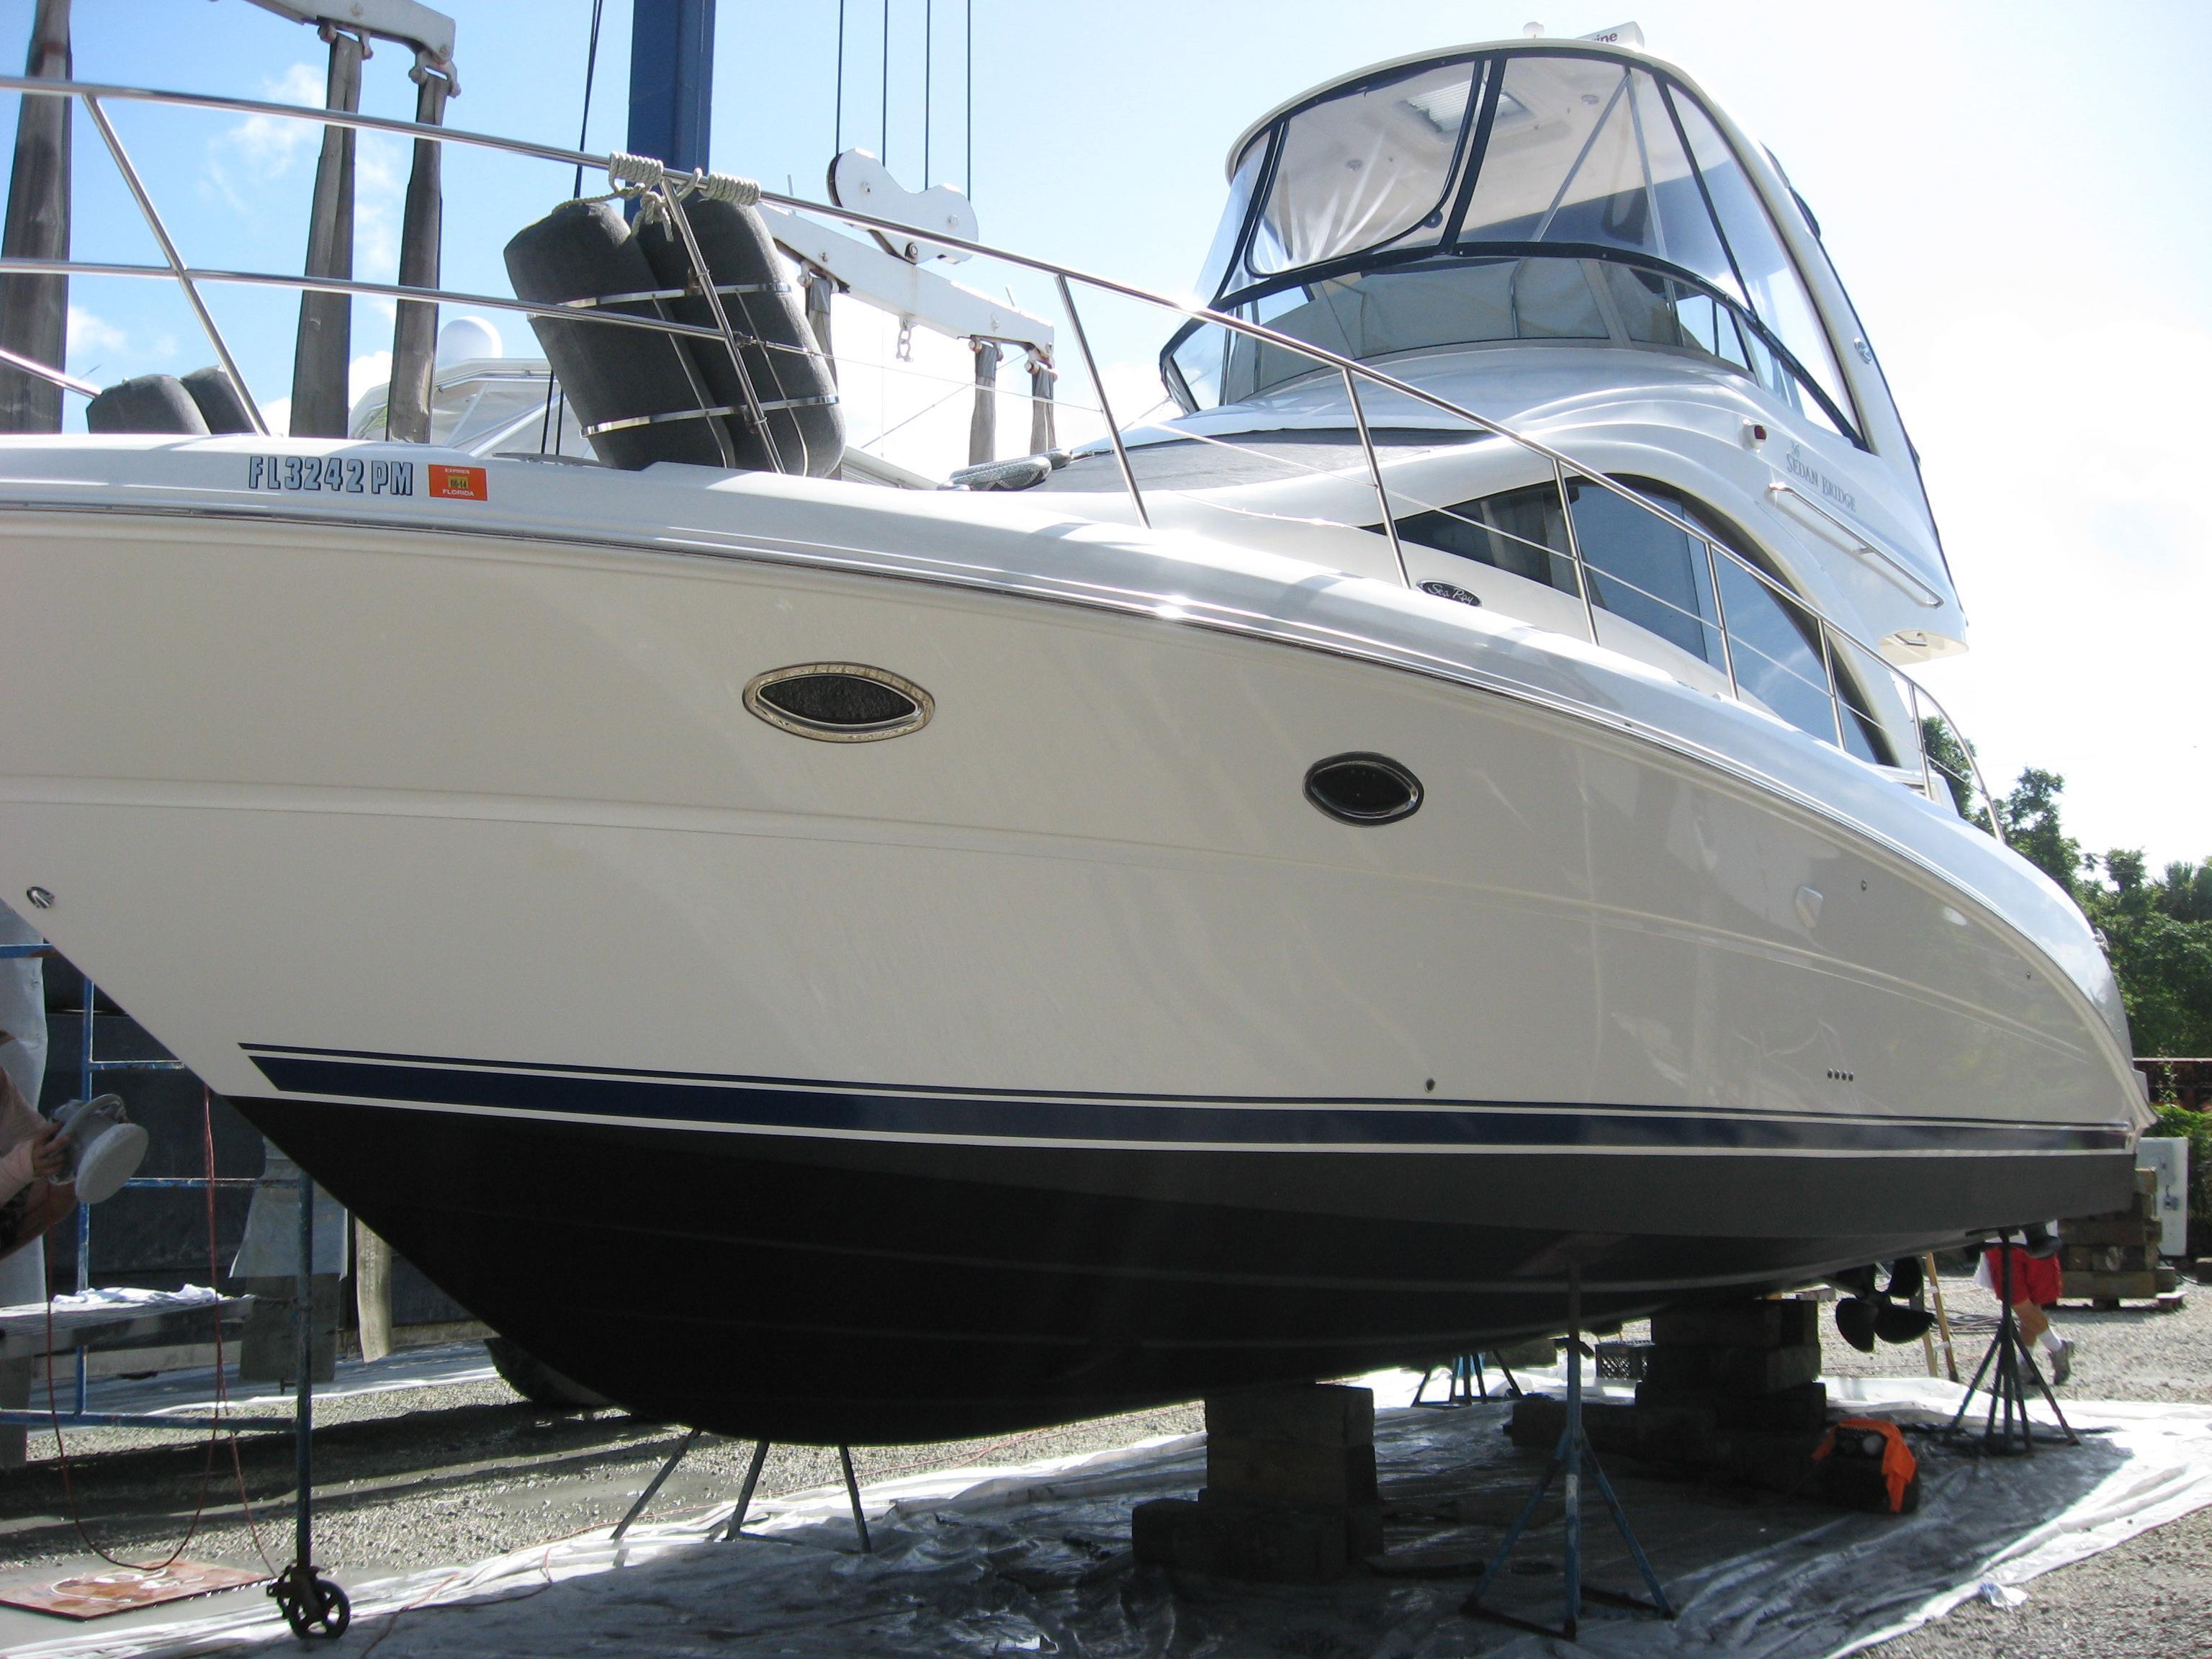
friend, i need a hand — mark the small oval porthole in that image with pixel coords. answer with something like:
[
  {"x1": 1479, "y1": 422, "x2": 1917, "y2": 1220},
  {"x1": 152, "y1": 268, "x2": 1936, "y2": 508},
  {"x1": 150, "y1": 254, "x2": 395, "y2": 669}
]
[
  {"x1": 744, "y1": 663, "x2": 932, "y2": 742},
  {"x1": 1304, "y1": 753, "x2": 1422, "y2": 825}
]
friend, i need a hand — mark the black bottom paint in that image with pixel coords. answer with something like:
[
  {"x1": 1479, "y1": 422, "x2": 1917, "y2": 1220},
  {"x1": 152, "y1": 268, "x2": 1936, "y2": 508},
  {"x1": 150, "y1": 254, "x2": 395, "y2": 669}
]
[{"x1": 235, "y1": 1097, "x2": 2135, "y2": 1444}]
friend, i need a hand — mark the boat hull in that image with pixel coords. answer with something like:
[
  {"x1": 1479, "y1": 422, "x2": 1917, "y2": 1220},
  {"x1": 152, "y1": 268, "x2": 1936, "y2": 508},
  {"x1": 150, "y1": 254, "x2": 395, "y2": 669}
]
[
  {"x1": 0, "y1": 444, "x2": 2142, "y2": 1439},
  {"x1": 238, "y1": 1087, "x2": 2123, "y2": 1442}
]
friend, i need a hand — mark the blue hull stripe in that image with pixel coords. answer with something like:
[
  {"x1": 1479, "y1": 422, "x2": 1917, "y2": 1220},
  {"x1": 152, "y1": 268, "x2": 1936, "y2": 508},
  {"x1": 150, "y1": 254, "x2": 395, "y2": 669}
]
[{"x1": 243, "y1": 1049, "x2": 2128, "y2": 1155}]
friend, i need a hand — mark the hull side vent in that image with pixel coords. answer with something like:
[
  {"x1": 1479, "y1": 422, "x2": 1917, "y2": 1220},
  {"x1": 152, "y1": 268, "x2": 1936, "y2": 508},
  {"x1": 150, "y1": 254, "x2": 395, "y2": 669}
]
[
  {"x1": 1305, "y1": 753, "x2": 1422, "y2": 824},
  {"x1": 745, "y1": 664, "x2": 932, "y2": 742}
]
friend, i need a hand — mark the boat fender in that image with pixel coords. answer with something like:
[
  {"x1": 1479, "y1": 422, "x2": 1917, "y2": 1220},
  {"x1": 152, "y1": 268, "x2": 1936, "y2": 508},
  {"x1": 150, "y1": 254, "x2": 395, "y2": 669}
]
[
  {"x1": 633, "y1": 197, "x2": 844, "y2": 477},
  {"x1": 180, "y1": 365, "x2": 257, "y2": 433},
  {"x1": 84, "y1": 374, "x2": 210, "y2": 436},
  {"x1": 503, "y1": 200, "x2": 732, "y2": 472}
]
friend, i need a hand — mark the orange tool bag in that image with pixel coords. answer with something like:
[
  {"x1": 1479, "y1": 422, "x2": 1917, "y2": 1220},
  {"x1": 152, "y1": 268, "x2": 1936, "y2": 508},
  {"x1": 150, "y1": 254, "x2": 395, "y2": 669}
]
[{"x1": 1812, "y1": 1416, "x2": 1920, "y2": 1514}]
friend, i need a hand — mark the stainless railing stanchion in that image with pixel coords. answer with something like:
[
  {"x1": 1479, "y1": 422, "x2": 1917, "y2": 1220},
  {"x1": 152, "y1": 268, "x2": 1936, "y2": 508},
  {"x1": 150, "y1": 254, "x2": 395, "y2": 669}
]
[
  {"x1": 1908, "y1": 680, "x2": 1939, "y2": 804},
  {"x1": 1054, "y1": 274, "x2": 1147, "y2": 529},
  {"x1": 80, "y1": 95, "x2": 267, "y2": 433},
  {"x1": 1555, "y1": 462, "x2": 1601, "y2": 646},
  {"x1": 1701, "y1": 538, "x2": 1739, "y2": 698},
  {"x1": 1344, "y1": 367, "x2": 1408, "y2": 588},
  {"x1": 1818, "y1": 621, "x2": 1848, "y2": 750}
]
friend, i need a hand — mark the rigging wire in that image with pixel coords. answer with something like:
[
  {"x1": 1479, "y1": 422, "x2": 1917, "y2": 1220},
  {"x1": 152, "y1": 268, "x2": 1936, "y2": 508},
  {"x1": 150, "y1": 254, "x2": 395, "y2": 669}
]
[
  {"x1": 879, "y1": 0, "x2": 890, "y2": 169},
  {"x1": 570, "y1": 0, "x2": 608, "y2": 199},
  {"x1": 923, "y1": 0, "x2": 932, "y2": 186},
  {"x1": 834, "y1": 0, "x2": 846, "y2": 155},
  {"x1": 964, "y1": 0, "x2": 972, "y2": 198},
  {"x1": 542, "y1": 0, "x2": 609, "y2": 457}
]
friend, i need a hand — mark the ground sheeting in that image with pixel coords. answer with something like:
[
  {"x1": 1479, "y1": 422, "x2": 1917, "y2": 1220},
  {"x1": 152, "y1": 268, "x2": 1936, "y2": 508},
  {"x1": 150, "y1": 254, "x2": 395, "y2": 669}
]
[{"x1": 8, "y1": 1372, "x2": 2208, "y2": 1659}]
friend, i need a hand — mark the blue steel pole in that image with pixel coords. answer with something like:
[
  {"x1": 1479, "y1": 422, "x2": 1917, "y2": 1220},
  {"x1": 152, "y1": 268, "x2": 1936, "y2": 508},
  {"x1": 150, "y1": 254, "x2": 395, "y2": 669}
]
[
  {"x1": 73, "y1": 973, "x2": 91, "y2": 1412},
  {"x1": 627, "y1": 0, "x2": 716, "y2": 173}
]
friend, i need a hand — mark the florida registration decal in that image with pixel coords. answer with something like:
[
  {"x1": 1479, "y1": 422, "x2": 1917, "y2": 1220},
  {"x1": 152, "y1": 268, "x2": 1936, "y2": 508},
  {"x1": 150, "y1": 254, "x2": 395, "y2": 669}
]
[{"x1": 428, "y1": 463, "x2": 489, "y2": 501}]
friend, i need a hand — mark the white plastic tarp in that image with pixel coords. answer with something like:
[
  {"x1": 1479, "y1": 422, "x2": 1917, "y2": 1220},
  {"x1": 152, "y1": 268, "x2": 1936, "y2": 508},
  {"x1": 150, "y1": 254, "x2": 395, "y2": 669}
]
[{"x1": 9, "y1": 1374, "x2": 2211, "y2": 1659}]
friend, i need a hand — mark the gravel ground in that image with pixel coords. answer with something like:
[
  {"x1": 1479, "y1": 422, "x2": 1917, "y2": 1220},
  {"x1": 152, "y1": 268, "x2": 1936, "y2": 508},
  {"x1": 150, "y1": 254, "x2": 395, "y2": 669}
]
[
  {"x1": 0, "y1": 1367, "x2": 1202, "y2": 1580},
  {"x1": 0, "y1": 1277, "x2": 2202, "y2": 1656},
  {"x1": 1811, "y1": 1269, "x2": 2212, "y2": 1405},
  {"x1": 1606, "y1": 1271, "x2": 2212, "y2": 1658},
  {"x1": 1870, "y1": 1502, "x2": 2212, "y2": 1659}
]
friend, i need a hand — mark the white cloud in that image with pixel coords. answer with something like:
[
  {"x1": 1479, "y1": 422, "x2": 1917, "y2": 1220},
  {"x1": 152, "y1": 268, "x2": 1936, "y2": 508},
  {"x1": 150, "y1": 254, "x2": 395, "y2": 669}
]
[
  {"x1": 1911, "y1": 305, "x2": 2212, "y2": 866},
  {"x1": 348, "y1": 349, "x2": 392, "y2": 406},
  {"x1": 351, "y1": 134, "x2": 408, "y2": 282},
  {"x1": 65, "y1": 304, "x2": 128, "y2": 369},
  {"x1": 204, "y1": 61, "x2": 328, "y2": 211}
]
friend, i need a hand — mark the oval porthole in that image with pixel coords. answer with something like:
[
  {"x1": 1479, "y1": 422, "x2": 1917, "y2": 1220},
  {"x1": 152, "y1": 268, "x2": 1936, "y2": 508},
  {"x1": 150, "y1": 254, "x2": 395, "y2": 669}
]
[
  {"x1": 743, "y1": 663, "x2": 932, "y2": 742},
  {"x1": 1304, "y1": 753, "x2": 1422, "y2": 825}
]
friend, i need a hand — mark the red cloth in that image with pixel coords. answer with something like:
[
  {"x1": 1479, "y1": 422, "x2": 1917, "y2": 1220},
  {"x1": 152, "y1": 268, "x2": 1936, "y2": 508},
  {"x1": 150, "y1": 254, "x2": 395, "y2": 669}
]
[{"x1": 1985, "y1": 1245, "x2": 2063, "y2": 1308}]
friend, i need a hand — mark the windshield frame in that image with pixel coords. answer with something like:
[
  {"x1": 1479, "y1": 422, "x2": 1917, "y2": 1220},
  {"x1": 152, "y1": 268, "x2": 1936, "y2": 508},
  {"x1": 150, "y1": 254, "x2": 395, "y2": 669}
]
[
  {"x1": 1160, "y1": 240, "x2": 1865, "y2": 444},
  {"x1": 1188, "y1": 44, "x2": 1863, "y2": 447}
]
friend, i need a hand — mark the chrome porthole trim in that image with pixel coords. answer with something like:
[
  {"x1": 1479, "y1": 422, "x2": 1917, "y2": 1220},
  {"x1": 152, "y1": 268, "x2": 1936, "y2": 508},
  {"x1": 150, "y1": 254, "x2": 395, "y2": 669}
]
[
  {"x1": 1304, "y1": 752, "x2": 1423, "y2": 825},
  {"x1": 742, "y1": 662, "x2": 934, "y2": 743}
]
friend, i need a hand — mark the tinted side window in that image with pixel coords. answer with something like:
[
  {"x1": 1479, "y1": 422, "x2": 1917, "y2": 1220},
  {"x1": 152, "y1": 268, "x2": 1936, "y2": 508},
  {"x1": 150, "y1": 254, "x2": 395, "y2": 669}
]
[{"x1": 1393, "y1": 480, "x2": 1578, "y2": 591}]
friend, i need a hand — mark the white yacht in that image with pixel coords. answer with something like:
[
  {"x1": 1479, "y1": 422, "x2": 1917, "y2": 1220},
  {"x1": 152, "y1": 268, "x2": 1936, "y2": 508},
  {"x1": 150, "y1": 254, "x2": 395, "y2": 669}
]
[{"x1": 0, "y1": 30, "x2": 2146, "y2": 1440}]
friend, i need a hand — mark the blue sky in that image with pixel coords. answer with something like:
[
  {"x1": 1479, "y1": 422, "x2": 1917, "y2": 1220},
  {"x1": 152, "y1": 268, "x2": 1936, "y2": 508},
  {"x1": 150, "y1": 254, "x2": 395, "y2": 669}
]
[{"x1": 9, "y1": 1, "x2": 2210, "y2": 867}]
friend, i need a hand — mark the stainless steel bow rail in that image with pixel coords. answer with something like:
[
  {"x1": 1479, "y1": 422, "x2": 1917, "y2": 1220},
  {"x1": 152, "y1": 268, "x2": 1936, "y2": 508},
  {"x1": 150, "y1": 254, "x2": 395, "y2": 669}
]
[{"x1": 0, "y1": 72, "x2": 2008, "y2": 837}]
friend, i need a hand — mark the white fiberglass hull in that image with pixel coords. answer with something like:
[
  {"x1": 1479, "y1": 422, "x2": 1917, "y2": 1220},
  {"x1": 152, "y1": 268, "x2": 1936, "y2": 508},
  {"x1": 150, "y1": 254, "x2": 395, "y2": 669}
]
[{"x1": 0, "y1": 439, "x2": 2139, "y2": 1437}]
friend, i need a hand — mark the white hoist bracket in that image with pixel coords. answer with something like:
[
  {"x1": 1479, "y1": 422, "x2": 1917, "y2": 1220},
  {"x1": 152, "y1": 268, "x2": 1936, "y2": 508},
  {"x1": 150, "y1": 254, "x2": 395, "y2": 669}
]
[
  {"x1": 759, "y1": 203, "x2": 1053, "y2": 356},
  {"x1": 828, "y1": 150, "x2": 978, "y2": 265},
  {"x1": 245, "y1": 0, "x2": 457, "y2": 78}
]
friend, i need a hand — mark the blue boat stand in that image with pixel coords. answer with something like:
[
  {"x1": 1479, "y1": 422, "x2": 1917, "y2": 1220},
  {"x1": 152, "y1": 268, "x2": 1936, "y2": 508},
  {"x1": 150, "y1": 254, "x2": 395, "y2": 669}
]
[{"x1": 1462, "y1": 1264, "x2": 1673, "y2": 1642}]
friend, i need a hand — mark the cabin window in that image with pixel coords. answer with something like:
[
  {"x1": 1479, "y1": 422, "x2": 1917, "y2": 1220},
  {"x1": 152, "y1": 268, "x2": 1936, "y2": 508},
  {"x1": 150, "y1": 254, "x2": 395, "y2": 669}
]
[
  {"x1": 1380, "y1": 475, "x2": 1889, "y2": 761},
  {"x1": 1391, "y1": 480, "x2": 1580, "y2": 592}
]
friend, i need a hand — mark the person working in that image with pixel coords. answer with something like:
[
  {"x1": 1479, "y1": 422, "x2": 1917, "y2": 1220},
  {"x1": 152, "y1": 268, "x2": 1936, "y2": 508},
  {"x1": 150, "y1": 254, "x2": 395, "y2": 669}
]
[
  {"x1": 1979, "y1": 1224, "x2": 2072, "y2": 1385},
  {"x1": 0, "y1": 1031, "x2": 73, "y2": 1267}
]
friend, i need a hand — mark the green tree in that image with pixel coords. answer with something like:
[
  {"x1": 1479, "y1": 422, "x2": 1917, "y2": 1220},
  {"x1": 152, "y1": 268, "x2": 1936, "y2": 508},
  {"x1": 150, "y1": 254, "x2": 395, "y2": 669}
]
[
  {"x1": 1965, "y1": 768, "x2": 2212, "y2": 1056},
  {"x1": 2161, "y1": 860, "x2": 2212, "y2": 925},
  {"x1": 1917, "y1": 716, "x2": 1981, "y2": 822},
  {"x1": 1997, "y1": 768, "x2": 2087, "y2": 896}
]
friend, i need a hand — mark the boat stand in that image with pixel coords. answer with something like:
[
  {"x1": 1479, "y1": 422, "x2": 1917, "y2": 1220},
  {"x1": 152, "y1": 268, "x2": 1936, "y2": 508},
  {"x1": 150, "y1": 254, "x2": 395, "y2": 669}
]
[
  {"x1": 611, "y1": 1432, "x2": 872, "y2": 1552},
  {"x1": 1413, "y1": 1352, "x2": 1521, "y2": 1406},
  {"x1": 1462, "y1": 1267, "x2": 1671, "y2": 1642},
  {"x1": 268, "y1": 1176, "x2": 349, "y2": 1639},
  {"x1": 1945, "y1": 1243, "x2": 2077, "y2": 1455}
]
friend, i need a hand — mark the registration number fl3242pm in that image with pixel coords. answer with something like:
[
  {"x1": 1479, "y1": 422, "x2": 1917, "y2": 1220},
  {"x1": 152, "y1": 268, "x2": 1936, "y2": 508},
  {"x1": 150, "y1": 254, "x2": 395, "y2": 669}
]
[
  {"x1": 243, "y1": 457, "x2": 490, "y2": 500},
  {"x1": 248, "y1": 455, "x2": 417, "y2": 496}
]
